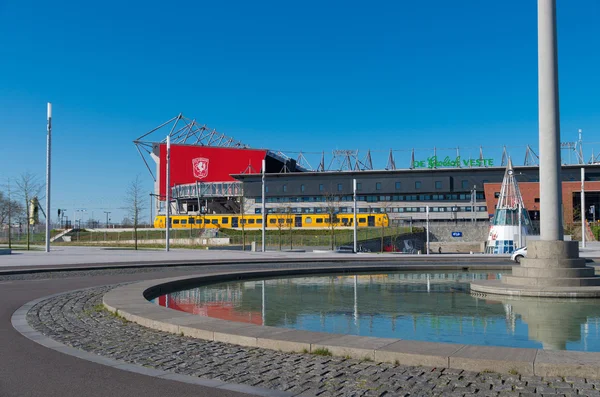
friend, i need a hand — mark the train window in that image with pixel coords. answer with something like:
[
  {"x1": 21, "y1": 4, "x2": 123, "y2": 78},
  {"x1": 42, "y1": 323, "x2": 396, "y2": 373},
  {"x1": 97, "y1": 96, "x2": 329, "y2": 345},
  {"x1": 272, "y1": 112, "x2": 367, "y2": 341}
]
[
  {"x1": 181, "y1": 219, "x2": 187, "y2": 225},
  {"x1": 221, "y1": 217, "x2": 229, "y2": 224},
  {"x1": 305, "y1": 217, "x2": 312, "y2": 224},
  {"x1": 188, "y1": 218, "x2": 195, "y2": 224},
  {"x1": 248, "y1": 219, "x2": 255, "y2": 224},
  {"x1": 197, "y1": 219, "x2": 203, "y2": 224},
  {"x1": 240, "y1": 219, "x2": 246, "y2": 224},
  {"x1": 286, "y1": 219, "x2": 292, "y2": 224},
  {"x1": 173, "y1": 219, "x2": 180, "y2": 224},
  {"x1": 359, "y1": 218, "x2": 366, "y2": 223},
  {"x1": 342, "y1": 218, "x2": 349, "y2": 224},
  {"x1": 257, "y1": 219, "x2": 262, "y2": 224},
  {"x1": 316, "y1": 218, "x2": 323, "y2": 223},
  {"x1": 269, "y1": 219, "x2": 276, "y2": 224},
  {"x1": 211, "y1": 219, "x2": 218, "y2": 224}
]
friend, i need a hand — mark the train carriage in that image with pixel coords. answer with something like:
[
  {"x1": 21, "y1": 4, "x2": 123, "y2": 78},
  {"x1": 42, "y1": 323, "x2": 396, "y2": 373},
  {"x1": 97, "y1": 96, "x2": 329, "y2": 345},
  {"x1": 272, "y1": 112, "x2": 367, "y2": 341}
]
[{"x1": 154, "y1": 213, "x2": 388, "y2": 230}]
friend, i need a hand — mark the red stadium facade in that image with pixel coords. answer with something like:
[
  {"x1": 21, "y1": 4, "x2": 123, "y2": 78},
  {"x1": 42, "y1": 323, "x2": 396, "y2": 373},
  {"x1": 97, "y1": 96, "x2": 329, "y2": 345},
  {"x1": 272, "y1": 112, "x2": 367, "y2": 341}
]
[{"x1": 157, "y1": 144, "x2": 267, "y2": 199}]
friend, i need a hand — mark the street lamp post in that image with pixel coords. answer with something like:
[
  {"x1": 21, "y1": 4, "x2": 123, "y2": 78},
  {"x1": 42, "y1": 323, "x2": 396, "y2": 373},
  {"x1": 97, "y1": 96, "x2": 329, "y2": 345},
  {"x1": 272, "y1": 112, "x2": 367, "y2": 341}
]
[
  {"x1": 261, "y1": 159, "x2": 266, "y2": 252},
  {"x1": 426, "y1": 205, "x2": 430, "y2": 255},
  {"x1": 45, "y1": 103, "x2": 52, "y2": 252},
  {"x1": 581, "y1": 168, "x2": 586, "y2": 248},
  {"x1": 353, "y1": 179, "x2": 357, "y2": 253},
  {"x1": 104, "y1": 211, "x2": 111, "y2": 241},
  {"x1": 166, "y1": 135, "x2": 171, "y2": 252}
]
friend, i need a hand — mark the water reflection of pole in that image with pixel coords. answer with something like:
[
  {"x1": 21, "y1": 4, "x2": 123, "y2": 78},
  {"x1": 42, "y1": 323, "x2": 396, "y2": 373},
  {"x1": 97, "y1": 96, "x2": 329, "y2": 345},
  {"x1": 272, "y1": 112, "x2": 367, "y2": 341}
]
[
  {"x1": 426, "y1": 274, "x2": 430, "y2": 293},
  {"x1": 353, "y1": 275, "x2": 358, "y2": 326},
  {"x1": 261, "y1": 280, "x2": 265, "y2": 326}
]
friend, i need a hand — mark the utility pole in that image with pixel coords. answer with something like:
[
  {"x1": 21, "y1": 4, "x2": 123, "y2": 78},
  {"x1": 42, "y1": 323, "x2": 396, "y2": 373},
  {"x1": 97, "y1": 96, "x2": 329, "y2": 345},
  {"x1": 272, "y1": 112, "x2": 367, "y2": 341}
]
[
  {"x1": 582, "y1": 168, "x2": 586, "y2": 248},
  {"x1": 149, "y1": 193, "x2": 153, "y2": 227},
  {"x1": 7, "y1": 178, "x2": 11, "y2": 249},
  {"x1": 103, "y1": 211, "x2": 111, "y2": 241},
  {"x1": 518, "y1": 202, "x2": 523, "y2": 248},
  {"x1": 45, "y1": 102, "x2": 52, "y2": 252},
  {"x1": 472, "y1": 185, "x2": 476, "y2": 223},
  {"x1": 166, "y1": 135, "x2": 171, "y2": 252},
  {"x1": 353, "y1": 179, "x2": 357, "y2": 253},
  {"x1": 426, "y1": 205, "x2": 430, "y2": 255},
  {"x1": 261, "y1": 159, "x2": 266, "y2": 252}
]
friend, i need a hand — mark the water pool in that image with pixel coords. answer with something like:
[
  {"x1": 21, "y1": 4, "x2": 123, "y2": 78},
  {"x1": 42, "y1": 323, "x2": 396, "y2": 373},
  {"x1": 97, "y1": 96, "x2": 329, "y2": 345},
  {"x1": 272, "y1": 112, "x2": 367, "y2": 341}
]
[{"x1": 152, "y1": 271, "x2": 600, "y2": 351}]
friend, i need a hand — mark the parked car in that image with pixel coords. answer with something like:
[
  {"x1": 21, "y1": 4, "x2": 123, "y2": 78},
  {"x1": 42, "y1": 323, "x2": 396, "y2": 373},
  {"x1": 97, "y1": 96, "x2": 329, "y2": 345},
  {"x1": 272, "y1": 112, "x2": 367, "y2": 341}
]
[{"x1": 511, "y1": 246, "x2": 527, "y2": 263}]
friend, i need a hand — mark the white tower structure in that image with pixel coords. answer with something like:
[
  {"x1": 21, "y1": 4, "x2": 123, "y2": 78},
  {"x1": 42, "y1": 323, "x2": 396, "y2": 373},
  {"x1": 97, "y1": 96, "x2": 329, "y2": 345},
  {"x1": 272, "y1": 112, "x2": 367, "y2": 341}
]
[{"x1": 486, "y1": 159, "x2": 532, "y2": 254}]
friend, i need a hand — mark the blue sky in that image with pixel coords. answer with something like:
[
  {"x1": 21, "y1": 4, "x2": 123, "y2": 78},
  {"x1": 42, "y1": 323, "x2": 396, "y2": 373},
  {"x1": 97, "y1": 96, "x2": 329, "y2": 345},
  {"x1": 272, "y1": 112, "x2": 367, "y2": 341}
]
[{"x1": 1, "y1": 0, "x2": 599, "y2": 224}]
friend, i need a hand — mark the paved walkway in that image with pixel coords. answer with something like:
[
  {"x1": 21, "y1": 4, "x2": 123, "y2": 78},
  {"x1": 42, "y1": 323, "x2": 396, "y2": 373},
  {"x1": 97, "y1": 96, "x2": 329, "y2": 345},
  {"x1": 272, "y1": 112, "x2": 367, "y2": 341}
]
[{"x1": 1, "y1": 246, "x2": 600, "y2": 396}]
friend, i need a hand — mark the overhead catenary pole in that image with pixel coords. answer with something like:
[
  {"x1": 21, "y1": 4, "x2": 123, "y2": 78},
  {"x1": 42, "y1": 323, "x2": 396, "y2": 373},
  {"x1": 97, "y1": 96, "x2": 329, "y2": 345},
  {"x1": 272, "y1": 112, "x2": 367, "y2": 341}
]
[
  {"x1": 261, "y1": 159, "x2": 266, "y2": 252},
  {"x1": 582, "y1": 167, "x2": 586, "y2": 247},
  {"x1": 353, "y1": 179, "x2": 358, "y2": 253},
  {"x1": 45, "y1": 103, "x2": 52, "y2": 252},
  {"x1": 538, "y1": 0, "x2": 563, "y2": 241},
  {"x1": 166, "y1": 135, "x2": 171, "y2": 252}
]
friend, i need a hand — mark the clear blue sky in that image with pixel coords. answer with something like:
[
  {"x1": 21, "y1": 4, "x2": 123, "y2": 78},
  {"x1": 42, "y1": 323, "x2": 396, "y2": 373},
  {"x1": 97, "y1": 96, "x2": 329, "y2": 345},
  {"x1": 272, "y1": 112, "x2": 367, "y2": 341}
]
[{"x1": 1, "y1": 0, "x2": 599, "y2": 224}]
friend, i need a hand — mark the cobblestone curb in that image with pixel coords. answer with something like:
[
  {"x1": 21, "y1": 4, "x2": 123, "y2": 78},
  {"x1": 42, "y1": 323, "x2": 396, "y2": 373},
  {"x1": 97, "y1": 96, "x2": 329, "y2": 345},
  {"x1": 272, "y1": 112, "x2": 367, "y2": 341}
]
[
  {"x1": 105, "y1": 267, "x2": 600, "y2": 380},
  {"x1": 17, "y1": 284, "x2": 600, "y2": 396}
]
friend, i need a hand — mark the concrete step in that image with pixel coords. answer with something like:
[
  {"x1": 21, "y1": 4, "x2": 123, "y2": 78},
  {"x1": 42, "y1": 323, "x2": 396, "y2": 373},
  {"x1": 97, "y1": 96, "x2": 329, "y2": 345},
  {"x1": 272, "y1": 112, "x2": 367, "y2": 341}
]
[
  {"x1": 527, "y1": 240, "x2": 579, "y2": 260},
  {"x1": 520, "y1": 258, "x2": 587, "y2": 269},
  {"x1": 503, "y1": 275, "x2": 600, "y2": 287},
  {"x1": 512, "y1": 266, "x2": 596, "y2": 278}
]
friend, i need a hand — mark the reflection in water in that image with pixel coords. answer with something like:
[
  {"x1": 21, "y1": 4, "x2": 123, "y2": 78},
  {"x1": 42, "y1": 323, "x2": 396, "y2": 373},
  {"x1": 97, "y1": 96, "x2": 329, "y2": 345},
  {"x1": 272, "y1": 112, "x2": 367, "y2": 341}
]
[
  {"x1": 152, "y1": 271, "x2": 600, "y2": 351},
  {"x1": 498, "y1": 297, "x2": 600, "y2": 351}
]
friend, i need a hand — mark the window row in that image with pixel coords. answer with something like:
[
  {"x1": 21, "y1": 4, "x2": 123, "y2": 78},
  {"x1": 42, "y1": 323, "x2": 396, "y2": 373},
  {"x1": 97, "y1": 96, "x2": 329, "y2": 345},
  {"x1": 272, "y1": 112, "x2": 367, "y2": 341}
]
[
  {"x1": 272, "y1": 180, "x2": 488, "y2": 193},
  {"x1": 254, "y1": 205, "x2": 487, "y2": 214},
  {"x1": 256, "y1": 193, "x2": 485, "y2": 204}
]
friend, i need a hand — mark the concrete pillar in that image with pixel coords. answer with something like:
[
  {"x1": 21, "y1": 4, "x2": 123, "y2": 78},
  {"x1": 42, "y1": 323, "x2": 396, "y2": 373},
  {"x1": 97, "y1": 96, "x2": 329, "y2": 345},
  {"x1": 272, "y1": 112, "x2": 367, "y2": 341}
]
[{"x1": 538, "y1": 0, "x2": 563, "y2": 241}]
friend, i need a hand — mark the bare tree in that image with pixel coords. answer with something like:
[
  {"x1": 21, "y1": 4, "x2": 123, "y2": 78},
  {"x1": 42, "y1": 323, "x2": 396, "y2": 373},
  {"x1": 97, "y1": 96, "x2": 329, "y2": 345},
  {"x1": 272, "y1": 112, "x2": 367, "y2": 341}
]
[
  {"x1": 272, "y1": 210, "x2": 289, "y2": 250},
  {"x1": 323, "y1": 191, "x2": 341, "y2": 250},
  {"x1": 14, "y1": 172, "x2": 43, "y2": 250},
  {"x1": 124, "y1": 175, "x2": 146, "y2": 250},
  {"x1": 1, "y1": 180, "x2": 24, "y2": 249}
]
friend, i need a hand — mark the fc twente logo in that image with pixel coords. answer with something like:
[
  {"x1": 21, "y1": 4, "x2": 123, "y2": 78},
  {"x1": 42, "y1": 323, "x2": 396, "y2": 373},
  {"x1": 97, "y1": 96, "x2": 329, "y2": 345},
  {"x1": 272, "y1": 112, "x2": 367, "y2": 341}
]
[{"x1": 192, "y1": 157, "x2": 209, "y2": 179}]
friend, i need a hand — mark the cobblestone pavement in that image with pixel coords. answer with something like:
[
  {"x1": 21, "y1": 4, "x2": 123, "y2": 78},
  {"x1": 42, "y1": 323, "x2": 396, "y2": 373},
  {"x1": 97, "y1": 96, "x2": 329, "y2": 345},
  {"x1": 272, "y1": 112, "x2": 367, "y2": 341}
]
[{"x1": 26, "y1": 286, "x2": 600, "y2": 397}]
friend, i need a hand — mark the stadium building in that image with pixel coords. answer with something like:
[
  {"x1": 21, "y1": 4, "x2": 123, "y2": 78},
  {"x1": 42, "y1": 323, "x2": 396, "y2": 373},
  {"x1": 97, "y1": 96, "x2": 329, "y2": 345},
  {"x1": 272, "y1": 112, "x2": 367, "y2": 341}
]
[{"x1": 135, "y1": 115, "x2": 600, "y2": 228}]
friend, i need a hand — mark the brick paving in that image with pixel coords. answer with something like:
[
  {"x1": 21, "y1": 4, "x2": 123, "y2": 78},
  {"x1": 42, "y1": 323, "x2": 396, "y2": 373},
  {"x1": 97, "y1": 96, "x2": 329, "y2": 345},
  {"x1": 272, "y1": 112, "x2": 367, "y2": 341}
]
[{"x1": 26, "y1": 286, "x2": 600, "y2": 397}]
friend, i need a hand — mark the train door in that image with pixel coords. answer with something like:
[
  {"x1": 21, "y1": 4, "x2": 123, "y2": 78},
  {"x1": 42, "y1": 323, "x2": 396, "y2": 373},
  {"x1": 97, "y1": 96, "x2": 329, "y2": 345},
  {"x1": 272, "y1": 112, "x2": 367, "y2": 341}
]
[
  {"x1": 232, "y1": 217, "x2": 239, "y2": 228},
  {"x1": 368, "y1": 216, "x2": 375, "y2": 227},
  {"x1": 295, "y1": 216, "x2": 303, "y2": 228}
]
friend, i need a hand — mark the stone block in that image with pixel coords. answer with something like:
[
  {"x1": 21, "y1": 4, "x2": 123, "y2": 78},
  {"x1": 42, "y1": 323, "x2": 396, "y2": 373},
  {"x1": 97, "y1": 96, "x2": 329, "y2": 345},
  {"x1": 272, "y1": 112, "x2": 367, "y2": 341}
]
[
  {"x1": 374, "y1": 340, "x2": 463, "y2": 367},
  {"x1": 256, "y1": 330, "x2": 333, "y2": 353},
  {"x1": 449, "y1": 345, "x2": 536, "y2": 375},
  {"x1": 312, "y1": 335, "x2": 398, "y2": 360},
  {"x1": 534, "y1": 350, "x2": 600, "y2": 378}
]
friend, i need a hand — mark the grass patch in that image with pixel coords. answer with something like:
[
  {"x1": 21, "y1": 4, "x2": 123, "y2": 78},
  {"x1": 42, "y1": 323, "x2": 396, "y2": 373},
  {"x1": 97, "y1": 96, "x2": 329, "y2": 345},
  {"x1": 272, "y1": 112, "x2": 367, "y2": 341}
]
[
  {"x1": 311, "y1": 348, "x2": 332, "y2": 356},
  {"x1": 508, "y1": 369, "x2": 520, "y2": 375}
]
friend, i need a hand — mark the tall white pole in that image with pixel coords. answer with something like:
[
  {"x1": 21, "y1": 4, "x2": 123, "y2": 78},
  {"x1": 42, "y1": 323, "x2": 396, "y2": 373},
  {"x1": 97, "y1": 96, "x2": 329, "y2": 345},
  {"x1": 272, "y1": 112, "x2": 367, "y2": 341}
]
[
  {"x1": 353, "y1": 179, "x2": 357, "y2": 253},
  {"x1": 426, "y1": 205, "x2": 430, "y2": 255},
  {"x1": 45, "y1": 103, "x2": 52, "y2": 253},
  {"x1": 538, "y1": 0, "x2": 563, "y2": 241},
  {"x1": 518, "y1": 202, "x2": 523, "y2": 248},
  {"x1": 165, "y1": 135, "x2": 171, "y2": 252},
  {"x1": 261, "y1": 159, "x2": 266, "y2": 252},
  {"x1": 581, "y1": 167, "x2": 586, "y2": 248}
]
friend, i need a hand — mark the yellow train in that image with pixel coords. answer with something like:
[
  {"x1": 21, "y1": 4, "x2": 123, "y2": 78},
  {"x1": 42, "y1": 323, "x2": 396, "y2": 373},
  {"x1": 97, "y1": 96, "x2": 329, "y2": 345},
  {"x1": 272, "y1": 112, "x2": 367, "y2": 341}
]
[{"x1": 154, "y1": 213, "x2": 389, "y2": 229}]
